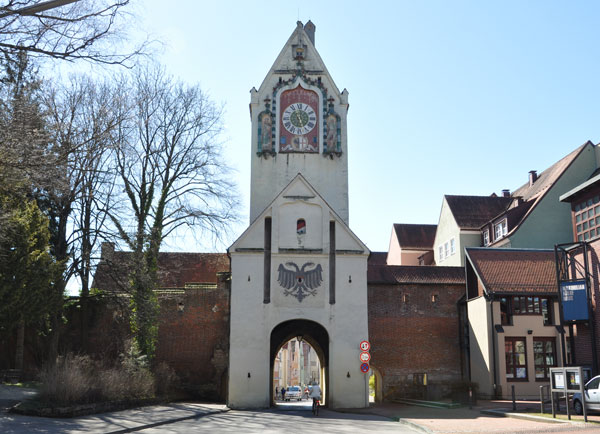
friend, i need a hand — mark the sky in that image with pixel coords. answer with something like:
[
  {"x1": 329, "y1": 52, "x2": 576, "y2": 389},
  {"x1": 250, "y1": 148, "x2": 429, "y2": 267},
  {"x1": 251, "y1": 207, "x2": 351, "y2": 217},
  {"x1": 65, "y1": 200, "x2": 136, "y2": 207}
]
[{"x1": 134, "y1": 0, "x2": 600, "y2": 254}]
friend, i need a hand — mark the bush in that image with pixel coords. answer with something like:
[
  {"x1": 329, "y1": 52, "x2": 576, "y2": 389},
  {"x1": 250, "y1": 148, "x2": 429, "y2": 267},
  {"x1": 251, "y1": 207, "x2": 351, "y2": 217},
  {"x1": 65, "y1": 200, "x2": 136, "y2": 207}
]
[
  {"x1": 38, "y1": 343, "x2": 156, "y2": 406},
  {"x1": 153, "y1": 362, "x2": 180, "y2": 397}
]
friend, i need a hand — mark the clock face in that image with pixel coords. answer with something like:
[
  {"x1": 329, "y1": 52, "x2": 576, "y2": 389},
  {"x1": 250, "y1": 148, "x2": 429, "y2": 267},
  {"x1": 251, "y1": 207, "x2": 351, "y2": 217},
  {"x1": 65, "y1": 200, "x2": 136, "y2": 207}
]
[
  {"x1": 279, "y1": 86, "x2": 319, "y2": 153},
  {"x1": 282, "y1": 103, "x2": 316, "y2": 135}
]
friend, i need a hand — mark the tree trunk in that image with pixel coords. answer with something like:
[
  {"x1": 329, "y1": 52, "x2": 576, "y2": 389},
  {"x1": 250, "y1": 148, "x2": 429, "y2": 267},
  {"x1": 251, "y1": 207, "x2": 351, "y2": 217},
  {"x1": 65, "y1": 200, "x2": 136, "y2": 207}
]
[{"x1": 15, "y1": 318, "x2": 25, "y2": 371}]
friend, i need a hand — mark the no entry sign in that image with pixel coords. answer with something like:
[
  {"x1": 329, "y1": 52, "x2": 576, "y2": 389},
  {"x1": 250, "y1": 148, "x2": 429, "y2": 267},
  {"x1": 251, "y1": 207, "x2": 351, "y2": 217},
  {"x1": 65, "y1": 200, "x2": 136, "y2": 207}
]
[{"x1": 360, "y1": 363, "x2": 370, "y2": 373}]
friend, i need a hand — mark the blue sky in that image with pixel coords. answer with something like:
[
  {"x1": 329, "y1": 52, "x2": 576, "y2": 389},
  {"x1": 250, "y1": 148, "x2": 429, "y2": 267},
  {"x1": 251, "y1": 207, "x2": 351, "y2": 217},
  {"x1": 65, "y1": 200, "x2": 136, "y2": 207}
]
[{"x1": 138, "y1": 1, "x2": 600, "y2": 253}]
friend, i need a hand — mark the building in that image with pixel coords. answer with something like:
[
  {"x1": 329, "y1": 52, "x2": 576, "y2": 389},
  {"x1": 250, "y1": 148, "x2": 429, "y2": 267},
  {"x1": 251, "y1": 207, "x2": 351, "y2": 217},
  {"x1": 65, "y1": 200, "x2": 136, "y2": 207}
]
[
  {"x1": 386, "y1": 224, "x2": 437, "y2": 266},
  {"x1": 434, "y1": 142, "x2": 598, "y2": 267},
  {"x1": 227, "y1": 21, "x2": 370, "y2": 409},
  {"x1": 465, "y1": 248, "x2": 568, "y2": 399}
]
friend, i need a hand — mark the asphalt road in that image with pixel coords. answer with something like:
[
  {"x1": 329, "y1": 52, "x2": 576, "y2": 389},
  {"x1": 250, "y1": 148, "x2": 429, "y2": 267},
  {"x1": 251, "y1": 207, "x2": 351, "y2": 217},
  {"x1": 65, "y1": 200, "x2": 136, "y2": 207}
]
[{"x1": 138, "y1": 407, "x2": 418, "y2": 434}]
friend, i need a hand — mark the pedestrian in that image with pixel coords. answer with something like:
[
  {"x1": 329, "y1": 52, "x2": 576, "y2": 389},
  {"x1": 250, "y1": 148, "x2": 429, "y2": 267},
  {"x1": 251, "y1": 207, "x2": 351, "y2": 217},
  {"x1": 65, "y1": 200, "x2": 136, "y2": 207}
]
[
  {"x1": 281, "y1": 387, "x2": 286, "y2": 401},
  {"x1": 275, "y1": 386, "x2": 279, "y2": 400}
]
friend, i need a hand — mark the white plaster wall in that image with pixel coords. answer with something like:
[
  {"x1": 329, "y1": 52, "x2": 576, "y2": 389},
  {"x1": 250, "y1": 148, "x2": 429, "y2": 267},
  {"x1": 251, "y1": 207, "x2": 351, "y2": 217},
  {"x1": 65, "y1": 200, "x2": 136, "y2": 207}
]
[
  {"x1": 434, "y1": 198, "x2": 459, "y2": 265},
  {"x1": 467, "y1": 296, "x2": 494, "y2": 397},
  {"x1": 228, "y1": 251, "x2": 369, "y2": 409},
  {"x1": 229, "y1": 177, "x2": 369, "y2": 409}
]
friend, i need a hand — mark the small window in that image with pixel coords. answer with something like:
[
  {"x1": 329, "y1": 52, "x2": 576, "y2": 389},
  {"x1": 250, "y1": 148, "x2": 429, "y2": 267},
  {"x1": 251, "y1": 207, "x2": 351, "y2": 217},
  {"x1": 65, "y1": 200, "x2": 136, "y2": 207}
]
[
  {"x1": 483, "y1": 230, "x2": 490, "y2": 246},
  {"x1": 431, "y1": 294, "x2": 439, "y2": 303},
  {"x1": 438, "y1": 246, "x2": 444, "y2": 261},
  {"x1": 403, "y1": 293, "x2": 409, "y2": 303},
  {"x1": 444, "y1": 242, "x2": 449, "y2": 258},
  {"x1": 297, "y1": 219, "x2": 306, "y2": 235},
  {"x1": 450, "y1": 238, "x2": 456, "y2": 255},
  {"x1": 494, "y1": 220, "x2": 507, "y2": 240}
]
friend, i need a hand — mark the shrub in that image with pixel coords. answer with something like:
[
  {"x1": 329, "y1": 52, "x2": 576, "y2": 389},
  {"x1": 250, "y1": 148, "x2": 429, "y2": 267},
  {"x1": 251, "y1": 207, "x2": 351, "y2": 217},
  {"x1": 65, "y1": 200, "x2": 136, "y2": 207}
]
[
  {"x1": 38, "y1": 342, "x2": 156, "y2": 406},
  {"x1": 39, "y1": 354, "x2": 100, "y2": 405},
  {"x1": 153, "y1": 362, "x2": 180, "y2": 397}
]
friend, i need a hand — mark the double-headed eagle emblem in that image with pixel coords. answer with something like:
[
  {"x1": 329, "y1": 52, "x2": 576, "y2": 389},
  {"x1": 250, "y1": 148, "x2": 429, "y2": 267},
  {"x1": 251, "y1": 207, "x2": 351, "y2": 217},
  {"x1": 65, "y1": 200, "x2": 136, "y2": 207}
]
[{"x1": 277, "y1": 262, "x2": 323, "y2": 302}]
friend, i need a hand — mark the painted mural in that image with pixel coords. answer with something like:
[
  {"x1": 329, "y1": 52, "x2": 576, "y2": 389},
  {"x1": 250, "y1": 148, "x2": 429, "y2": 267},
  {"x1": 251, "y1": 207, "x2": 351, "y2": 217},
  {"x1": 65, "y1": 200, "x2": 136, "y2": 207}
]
[{"x1": 277, "y1": 261, "x2": 323, "y2": 302}]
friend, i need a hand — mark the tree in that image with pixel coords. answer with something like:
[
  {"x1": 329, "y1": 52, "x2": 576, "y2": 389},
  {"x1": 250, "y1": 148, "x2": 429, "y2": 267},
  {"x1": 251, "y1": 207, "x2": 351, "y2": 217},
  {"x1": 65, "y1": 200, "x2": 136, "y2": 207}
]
[
  {"x1": 41, "y1": 74, "x2": 121, "y2": 351},
  {"x1": 0, "y1": 0, "x2": 145, "y2": 65},
  {"x1": 0, "y1": 194, "x2": 61, "y2": 369},
  {"x1": 108, "y1": 65, "x2": 238, "y2": 358}
]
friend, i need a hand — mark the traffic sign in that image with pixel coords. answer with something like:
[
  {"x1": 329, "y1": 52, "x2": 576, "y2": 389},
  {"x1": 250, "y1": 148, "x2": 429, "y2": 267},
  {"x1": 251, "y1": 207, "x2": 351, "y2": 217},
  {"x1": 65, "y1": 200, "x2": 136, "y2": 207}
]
[
  {"x1": 359, "y1": 351, "x2": 371, "y2": 363},
  {"x1": 360, "y1": 363, "x2": 370, "y2": 373},
  {"x1": 359, "y1": 340, "x2": 370, "y2": 352}
]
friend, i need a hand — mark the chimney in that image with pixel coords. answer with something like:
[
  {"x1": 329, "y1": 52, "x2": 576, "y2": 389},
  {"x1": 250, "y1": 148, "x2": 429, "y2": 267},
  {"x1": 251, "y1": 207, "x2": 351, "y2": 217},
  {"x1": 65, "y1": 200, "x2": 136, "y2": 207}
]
[
  {"x1": 528, "y1": 170, "x2": 538, "y2": 186},
  {"x1": 304, "y1": 20, "x2": 315, "y2": 46},
  {"x1": 101, "y1": 242, "x2": 115, "y2": 260},
  {"x1": 502, "y1": 189, "x2": 510, "y2": 197}
]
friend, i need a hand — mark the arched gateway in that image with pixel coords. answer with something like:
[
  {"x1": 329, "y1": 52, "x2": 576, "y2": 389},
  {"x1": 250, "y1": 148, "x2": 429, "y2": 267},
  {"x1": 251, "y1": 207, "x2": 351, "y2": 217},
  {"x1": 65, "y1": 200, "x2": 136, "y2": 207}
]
[
  {"x1": 227, "y1": 22, "x2": 370, "y2": 410},
  {"x1": 270, "y1": 320, "x2": 329, "y2": 405}
]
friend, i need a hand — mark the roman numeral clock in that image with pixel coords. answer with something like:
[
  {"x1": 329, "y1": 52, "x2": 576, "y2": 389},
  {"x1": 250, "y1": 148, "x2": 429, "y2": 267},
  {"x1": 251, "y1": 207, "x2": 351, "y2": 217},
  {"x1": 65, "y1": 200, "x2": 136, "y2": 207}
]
[{"x1": 279, "y1": 86, "x2": 319, "y2": 153}]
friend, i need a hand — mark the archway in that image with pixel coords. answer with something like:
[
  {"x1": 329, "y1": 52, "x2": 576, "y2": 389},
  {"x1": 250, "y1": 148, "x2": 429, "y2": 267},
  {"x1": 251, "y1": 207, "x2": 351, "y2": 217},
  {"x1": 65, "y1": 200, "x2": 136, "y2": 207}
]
[
  {"x1": 369, "y1": 366, "x2": 383, "y2": 403},
  {"x1": 270, "y1": 319, "x2": 329, "y2": 407}
]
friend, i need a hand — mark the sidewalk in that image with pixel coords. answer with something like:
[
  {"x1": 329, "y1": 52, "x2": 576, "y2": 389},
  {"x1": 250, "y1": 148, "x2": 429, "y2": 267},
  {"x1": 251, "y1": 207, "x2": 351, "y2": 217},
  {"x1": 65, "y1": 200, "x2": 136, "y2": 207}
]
[
  {"x1": 348, "y1": 400, "x2": 600, "y2": 433},
  {"x1": 1, "y1": 402, "x2": 228, "y2": 433}
]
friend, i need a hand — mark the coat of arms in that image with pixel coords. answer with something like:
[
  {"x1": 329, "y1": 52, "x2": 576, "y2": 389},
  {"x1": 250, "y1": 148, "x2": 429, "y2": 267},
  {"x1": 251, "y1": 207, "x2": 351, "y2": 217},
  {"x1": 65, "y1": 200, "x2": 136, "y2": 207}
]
[{"x1": 277, "y1": 262, "x2": 323, "y2": 302}]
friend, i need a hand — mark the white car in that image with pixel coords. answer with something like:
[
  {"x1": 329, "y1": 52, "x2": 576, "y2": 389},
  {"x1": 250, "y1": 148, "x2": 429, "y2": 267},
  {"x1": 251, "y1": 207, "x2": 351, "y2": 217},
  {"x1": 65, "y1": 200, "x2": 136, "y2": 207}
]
[
  {"x1": 285, "y1": 386, "x2": 302, "y2": 401},
  {"x1": 573, "y1": 375, "x2": 600, "y2": 414}
]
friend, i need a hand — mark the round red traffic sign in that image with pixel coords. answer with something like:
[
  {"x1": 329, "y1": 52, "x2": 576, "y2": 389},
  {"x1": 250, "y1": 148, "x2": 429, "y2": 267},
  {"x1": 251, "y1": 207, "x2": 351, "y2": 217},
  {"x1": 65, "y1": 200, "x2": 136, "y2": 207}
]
[
  {"x1": 359, "y1": 340, "x2": 370, "y2": 352},
  {"x1": 359, "y1": 351, "x2": 371, "y2": 363},
  {"x1": 360, "y1": 363, "x2": 370, "y2": 373}
]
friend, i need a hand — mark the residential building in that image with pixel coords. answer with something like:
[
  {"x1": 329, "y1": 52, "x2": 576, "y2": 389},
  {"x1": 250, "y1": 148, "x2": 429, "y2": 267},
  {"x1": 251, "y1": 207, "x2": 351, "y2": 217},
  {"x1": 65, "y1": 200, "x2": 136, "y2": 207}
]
[{"x1": 386, "y1": 223, "x2": 437, "y2": 266}]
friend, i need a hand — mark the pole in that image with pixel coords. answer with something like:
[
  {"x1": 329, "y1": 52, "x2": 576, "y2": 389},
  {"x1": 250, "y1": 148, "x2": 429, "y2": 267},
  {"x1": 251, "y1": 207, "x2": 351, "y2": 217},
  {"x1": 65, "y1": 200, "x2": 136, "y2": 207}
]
[{"x1": 511, "y1": 385, "x2": 516, "y2": 411}]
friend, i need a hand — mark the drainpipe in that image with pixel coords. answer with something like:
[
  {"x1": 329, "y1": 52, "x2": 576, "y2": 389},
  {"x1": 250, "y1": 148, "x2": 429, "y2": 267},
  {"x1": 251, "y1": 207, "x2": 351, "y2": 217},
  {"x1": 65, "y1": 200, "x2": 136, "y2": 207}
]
[{"x1": 488, "y1": 293, "x2": 498, "y2": 398}]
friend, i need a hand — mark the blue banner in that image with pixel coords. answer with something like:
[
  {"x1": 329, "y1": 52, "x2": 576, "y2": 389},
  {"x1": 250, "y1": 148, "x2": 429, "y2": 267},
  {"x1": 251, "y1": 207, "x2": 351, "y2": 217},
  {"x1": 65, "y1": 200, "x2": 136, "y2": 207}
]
[{"x1": 560, "y1": 280, "x2": 589, "y2": 321}]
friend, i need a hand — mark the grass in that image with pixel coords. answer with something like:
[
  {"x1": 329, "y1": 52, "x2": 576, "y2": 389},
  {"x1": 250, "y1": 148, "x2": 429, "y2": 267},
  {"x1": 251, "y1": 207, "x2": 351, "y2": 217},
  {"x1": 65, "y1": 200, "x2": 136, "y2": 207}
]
[{"x1": 2, "y1": 381, "x2": 41, "y2": 389}]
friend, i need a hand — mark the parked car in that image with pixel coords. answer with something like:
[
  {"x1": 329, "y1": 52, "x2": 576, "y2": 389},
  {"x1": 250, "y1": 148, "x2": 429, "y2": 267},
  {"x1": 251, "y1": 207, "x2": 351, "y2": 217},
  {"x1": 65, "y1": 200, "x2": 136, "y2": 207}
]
[
  {"x1": 285, "y1": 386, "x2": 302, "y2": 401},
  {"x1": 573, "y1": 375, "x2": 600, "y2": 414}
]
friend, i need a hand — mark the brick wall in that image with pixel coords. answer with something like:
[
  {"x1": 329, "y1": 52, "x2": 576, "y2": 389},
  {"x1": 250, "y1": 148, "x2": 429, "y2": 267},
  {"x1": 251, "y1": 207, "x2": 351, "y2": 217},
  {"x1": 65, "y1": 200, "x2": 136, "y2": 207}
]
[
  {"x1": 155, "y1": 275, "x2": 230, "y2": 400},
  {"x1": 368, "y1": 282, "x2": 465, "y2": 400}
]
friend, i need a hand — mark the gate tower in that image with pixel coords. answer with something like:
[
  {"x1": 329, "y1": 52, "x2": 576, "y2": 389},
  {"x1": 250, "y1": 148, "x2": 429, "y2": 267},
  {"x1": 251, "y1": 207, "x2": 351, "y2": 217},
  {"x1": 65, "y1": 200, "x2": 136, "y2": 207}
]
[{"x1": 228, "y1": 21, "x2": 369, "y2": 409}]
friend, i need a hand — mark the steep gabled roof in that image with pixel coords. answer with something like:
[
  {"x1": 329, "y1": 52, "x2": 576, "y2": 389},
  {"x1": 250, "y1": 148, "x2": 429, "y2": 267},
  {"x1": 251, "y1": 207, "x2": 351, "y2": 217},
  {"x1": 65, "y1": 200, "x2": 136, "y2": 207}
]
[
  {"x1": 512, "y1": 143, "x2": 589, "y2": 202},
  {"x1": 445, "y1": 195, "x2": 514, "y2": 230},
  {"x1": 489, "y1": 142, "x2": 592, "y2": 243},
  {"x1": 392, "y1": 223, "x2": 437, "y2": 249},
  {"x1": 465, "y1": 247, "x2": 556, "y2": 295}
]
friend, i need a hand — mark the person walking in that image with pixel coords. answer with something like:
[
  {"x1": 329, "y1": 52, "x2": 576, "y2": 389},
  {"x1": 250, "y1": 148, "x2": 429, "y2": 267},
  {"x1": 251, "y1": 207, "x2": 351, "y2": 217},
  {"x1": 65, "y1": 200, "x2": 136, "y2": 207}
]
[{"x1": 281, "y1": 386, "x2": 286, "y2": 401}]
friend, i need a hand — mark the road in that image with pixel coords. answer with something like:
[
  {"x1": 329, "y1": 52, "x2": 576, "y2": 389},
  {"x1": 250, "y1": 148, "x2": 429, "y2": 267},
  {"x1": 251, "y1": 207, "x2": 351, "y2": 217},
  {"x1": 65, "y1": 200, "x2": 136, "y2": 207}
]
[{"x1": 138, "y1": 405, "x2": 417, "y2": 434}]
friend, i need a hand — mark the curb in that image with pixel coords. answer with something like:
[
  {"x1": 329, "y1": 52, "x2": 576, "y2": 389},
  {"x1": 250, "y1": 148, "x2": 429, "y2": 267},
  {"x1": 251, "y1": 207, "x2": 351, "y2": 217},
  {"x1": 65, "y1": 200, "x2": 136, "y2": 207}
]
[
  {"x1": 107, "y1": 407, "x2": 231, "y2": 433},
  {"x1": 395, "y1": 417, "x2": 433, "y2": 433},
  {"x1": 481, "y1": 408, "x2": 589, "y2": 425}
]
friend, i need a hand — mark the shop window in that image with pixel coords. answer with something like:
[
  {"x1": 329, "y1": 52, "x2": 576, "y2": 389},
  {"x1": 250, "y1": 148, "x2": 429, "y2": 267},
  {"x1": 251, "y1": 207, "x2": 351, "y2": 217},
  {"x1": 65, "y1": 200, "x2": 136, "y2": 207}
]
[
  {"x1": 533, "y1": 338, "x2": 556, "y2": 381},
  {"x1": 505, "y1": 337, "x2": 527, "y2": 381}
]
